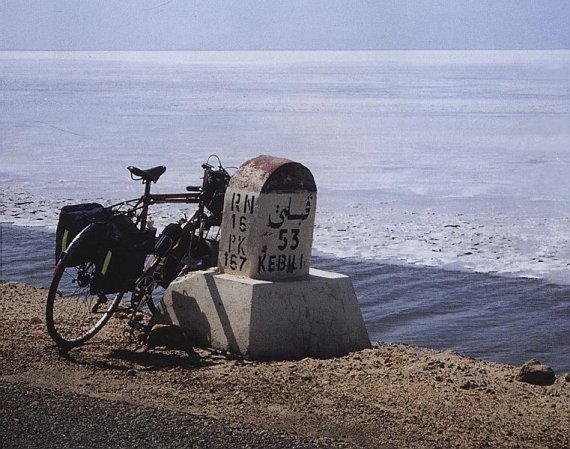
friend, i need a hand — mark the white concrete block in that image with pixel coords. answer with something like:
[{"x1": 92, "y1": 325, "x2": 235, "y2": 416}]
[
  {"x1": 159, "y1": 268, "x2": 371, "y2": 360},
  {"x1": 218, "y1": 155, "x2": 317, "y2": 281}
]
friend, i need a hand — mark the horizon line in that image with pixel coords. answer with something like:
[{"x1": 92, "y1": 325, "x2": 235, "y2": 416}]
[{"x1": 2, "y1": 47, "x2": 570, "y2": 52}]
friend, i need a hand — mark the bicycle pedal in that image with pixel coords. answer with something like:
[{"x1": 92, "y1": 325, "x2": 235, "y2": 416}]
[
  {"x1": 127, "y1": 317, "x2": 147, "y2": 331},
  {"x1": 136, "y1": 332, "x2": 150, "y2": 343}
]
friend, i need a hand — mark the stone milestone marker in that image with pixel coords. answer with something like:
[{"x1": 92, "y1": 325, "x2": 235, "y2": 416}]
[
  {"x1": 160, "y1": 155, "x2": 371, "y2": 360},
  {"x1": 218, "y1": 155, "x2": 317, "y2": 280}
]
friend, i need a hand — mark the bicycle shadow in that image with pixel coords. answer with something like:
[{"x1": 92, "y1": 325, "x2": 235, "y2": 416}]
[
  {"x1": 107, "y1": 347, "x2": 211, "y2": 371},
  {"x1": 56, "y1": 341, "x2": 214, "y2": 372}
]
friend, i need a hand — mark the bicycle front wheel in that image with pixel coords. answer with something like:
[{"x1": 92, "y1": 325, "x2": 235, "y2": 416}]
[{"x1": 46, "y1": 254, "x2": 123, "y2": 349}]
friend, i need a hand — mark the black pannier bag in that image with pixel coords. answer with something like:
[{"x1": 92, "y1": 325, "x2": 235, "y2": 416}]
[
  {"x1": 90, "y1": 216, "x2": 156, "y2": 295},
  {"x1": 55, "y1": 203, "x2": 108, "y2": 262},
  {"x1": 154, "y1": 222, "x2": 183, "y2": 257},
  {"x1": 157, "y1": 235, "x2": 218, "y2": 289},
  {"x1": 202, "y1": 170, "x2": 230, "y2": 225}
]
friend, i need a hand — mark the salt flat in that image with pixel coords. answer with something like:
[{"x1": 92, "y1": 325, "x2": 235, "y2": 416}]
[{"x1": 1, "y1": 50, "x2": 568, "y2": 283}]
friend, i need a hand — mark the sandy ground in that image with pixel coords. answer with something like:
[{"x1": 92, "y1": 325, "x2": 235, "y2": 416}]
[{"x1": 1, "y1": 281, "x2": 568, "y2": 448}]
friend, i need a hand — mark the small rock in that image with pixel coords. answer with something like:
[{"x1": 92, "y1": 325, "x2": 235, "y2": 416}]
[
  {"x1": 459, "y1": 380, "x2": 478, "y2": 390},
  {"x1": 126, "y1": 369, "x2": 137, "y2": 377},
  {"x1": 547, "y1": 372, "x2": 569, "y2": 396},
  {"x1": 147, "y1": 324, "x2": 191, "y2": 350},
  {"x1": 516, "y1": 359, "x2": 556, "y2": 386}
]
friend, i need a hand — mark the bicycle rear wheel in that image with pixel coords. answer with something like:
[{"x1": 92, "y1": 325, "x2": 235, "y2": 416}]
[{"x1": 46, "y1": 253, "x2": 123, "y2": 349}]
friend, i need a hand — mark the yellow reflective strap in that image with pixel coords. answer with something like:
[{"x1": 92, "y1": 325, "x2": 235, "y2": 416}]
[
  {"x1": 62, "y1": 229, "x2": 69, "y2": 251},
  {"x1": 101, "y1": 250, "x2": 112, "y2": 275}
]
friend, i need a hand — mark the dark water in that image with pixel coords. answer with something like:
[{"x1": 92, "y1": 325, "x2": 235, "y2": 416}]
[
  {"x1": 316, "y1": 257, "x2": 570, "y2": 372},
  {"x1": 1, "y1": 224, "x2": 569, "y2": 372}
]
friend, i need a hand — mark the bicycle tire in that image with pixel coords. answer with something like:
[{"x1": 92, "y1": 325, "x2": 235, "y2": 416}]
[{"x1": 46, "y1": 242, "x2": 124, "y2": 349}]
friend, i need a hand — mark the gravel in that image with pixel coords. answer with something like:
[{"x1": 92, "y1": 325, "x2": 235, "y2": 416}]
[{"x1": 1, "y1": 281, "x2": 569, "y2": 448}]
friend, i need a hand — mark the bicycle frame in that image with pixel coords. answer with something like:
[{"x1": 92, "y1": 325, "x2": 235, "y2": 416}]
[{"x1": 110, "y1": 190, "x2": 201, "y2": 231}]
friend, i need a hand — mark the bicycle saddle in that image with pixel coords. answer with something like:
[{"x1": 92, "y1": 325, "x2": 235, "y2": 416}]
[{"x1": 128, "y1": 165, "x2": 166, "y2": 183}]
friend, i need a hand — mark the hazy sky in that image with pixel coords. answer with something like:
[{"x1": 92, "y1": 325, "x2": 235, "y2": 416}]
[{"x1": 1, "y1": 0, "x2": 569, "y2": 50}]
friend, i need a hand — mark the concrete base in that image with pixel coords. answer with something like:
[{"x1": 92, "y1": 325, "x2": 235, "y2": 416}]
[{"x1": 158, "y1": 268, "x2": 371, "y2": 360}]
